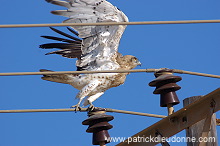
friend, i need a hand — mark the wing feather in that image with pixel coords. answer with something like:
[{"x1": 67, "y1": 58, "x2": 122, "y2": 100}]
[
  {"x1": 40, "y1": 43, "x2": 81, "y2": 49},
  {"x1": 41, "y1": 35, "x2": 77, "y2": 43},
  {"x1": 46, "y1": 0, "x2": 71, "y2": 8},
  {"x1": 40, "y1": 27, "x2": 82, "y2": 59},
  {"x1": 45, "y1": 0, "x2": 128, "y2": 71},
  {"x1": 67, "y1": 27, "x2": 79, "y2": 36},
  {"x1": 49, "y1": 27, "x2": 81, "y2": 42}
]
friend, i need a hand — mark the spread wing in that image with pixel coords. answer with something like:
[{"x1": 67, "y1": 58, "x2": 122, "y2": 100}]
[
  {"x1": 45, "y1": 0, "x2": 129, "y2": 71},
  {"x1": 40, "y1": 27, "x2": 82, "y2": 59}
]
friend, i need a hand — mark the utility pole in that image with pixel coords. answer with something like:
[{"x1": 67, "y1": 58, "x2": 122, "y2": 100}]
[{"x1": 183, "y1": 96, "x2": 218, "y2": 146}]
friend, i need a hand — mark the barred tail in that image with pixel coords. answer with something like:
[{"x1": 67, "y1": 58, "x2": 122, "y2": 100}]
[{"x1": 40, "y1": 69, "x2": 71, "y2": 84}]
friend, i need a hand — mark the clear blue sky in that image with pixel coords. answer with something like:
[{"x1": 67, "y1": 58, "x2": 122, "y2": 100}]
[{"x1": 1, "y1": 0, "x2": 219, "y2": 146}]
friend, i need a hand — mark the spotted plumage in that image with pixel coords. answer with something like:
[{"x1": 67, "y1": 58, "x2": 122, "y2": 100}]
[{"x1": 40, "y1": 0, "x2": 141, "y2": 109}]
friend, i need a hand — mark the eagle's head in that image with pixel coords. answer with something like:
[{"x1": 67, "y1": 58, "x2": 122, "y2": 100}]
[{"x1": 117, "y1": 55, "x2": 141, "y2": 69}]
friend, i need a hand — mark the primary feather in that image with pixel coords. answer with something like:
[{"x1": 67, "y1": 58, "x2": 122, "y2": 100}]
[{"x1": 40, "y1": 0, "x2": 141, "y2": 108}]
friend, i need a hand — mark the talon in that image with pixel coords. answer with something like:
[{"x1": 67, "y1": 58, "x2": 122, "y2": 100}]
[
  {"x1": 71, "y1": 104, "x2": 81, "y2": 112},
  {"x1": 90, "y1": 105, "x2": 95, "y2": 111},
  {"x1": 86, "y1": 102, "x2": 95, "y2": 112}
]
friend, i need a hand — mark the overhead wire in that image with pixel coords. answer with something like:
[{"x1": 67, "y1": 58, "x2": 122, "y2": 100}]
[
  {"x1": 0, "y1": 108, "x2": 166, "y2": 118},
  {"x1": 0, "y1": 19, "x2": 219, "y2": 117},
  {"x1": 0, "y1": 69, "x2": 219, "y2": 79},
  {"x1": 0, "y1": 6, "x2": 219, "y2": 146},
  {"x1": 0, "y1": 19, "x2": 220, "y2": 28},
  {"x1": 1, "y1": 19, "x2": 219, "y2": 79}
]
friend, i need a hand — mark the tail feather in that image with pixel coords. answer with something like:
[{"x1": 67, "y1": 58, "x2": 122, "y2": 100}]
[{"x1": 40, "y1": 69, "x2": 73, "y2": 84}]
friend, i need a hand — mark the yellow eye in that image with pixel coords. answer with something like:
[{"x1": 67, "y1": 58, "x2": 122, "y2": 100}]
[{"x1": 133, "y1": 57, "x2": 137, "y2": 61}]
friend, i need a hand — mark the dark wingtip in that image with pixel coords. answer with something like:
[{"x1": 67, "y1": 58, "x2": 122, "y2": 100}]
[
  {"x1": 39, "y1": 45, "x2": 44, "y2": 48},
  {"x1": 41, "y1": 35, "x2": 48, "y2": 38},
  {"x1": 39, "y1": 44, "x2": 48, "y2": 49},
  {"x1": 45, "y1": 0, "x2": 52, "y2": 3},
  {"x1": 45, "y1": 52, "x2": 55, "y2": 55}
]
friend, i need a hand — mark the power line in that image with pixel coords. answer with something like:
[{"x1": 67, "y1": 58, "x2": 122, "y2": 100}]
[
  {"x1": 172, "y1": 69, "x2": 220, "y2": 79},
  {"x1": 0, "y1": 69, "x2": 219, "y2": 79},
  {"x1": 0, "y1": 108, "x2": 166, "y2": 118},
  {"x1": 0, "y1": 69, "x2": 153, "y2": 76},
  {"x1": 1, "y1": 19, "x2": 220, "y2": 28}
]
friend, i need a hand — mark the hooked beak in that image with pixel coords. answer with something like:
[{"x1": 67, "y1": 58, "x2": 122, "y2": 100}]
[{"x1": 137, "y1": 60, "x2": 142, "y2": 67}]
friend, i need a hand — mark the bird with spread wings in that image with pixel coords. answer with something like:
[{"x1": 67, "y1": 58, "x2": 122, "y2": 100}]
[{"x1": 40, "y1": 0, "x2": 141, "y2": 110}]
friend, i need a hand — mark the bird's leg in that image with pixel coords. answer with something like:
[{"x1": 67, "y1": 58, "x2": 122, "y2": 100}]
[
  {"x1": 87, "y1": 100, "x2": 95, "y2": 112},
  {"x1": 71, "y1": 81, "x2": 102, "y2": 112},
  {"x1": 71, "y1": 98, "x2": 83, "y2": 112},
  {"x1": 71, "y1": 104, "x2": 81, "y2": 112},
  {"x1": 83, "y1": 92, "x2": 104, "y2": 111}
]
